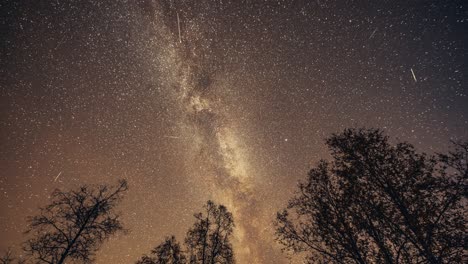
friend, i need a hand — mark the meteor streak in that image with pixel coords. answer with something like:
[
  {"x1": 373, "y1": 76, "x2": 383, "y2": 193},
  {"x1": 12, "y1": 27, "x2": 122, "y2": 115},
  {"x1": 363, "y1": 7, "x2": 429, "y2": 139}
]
[
  {"x1": 369, "y1": 27, "x2": 378, "y2": 39},
  {"x1": 177, "y1": 12, "x2": 181, "y2": 43},
  {"x1": 411, "y1": 68, "x2": 417, "y2": 82},
  {"x1": 163, "y1": 135, "x2": 180, "y2": 139},
  {"x1": 54, "y1": 171, "x2": 62, "y2": 182}
]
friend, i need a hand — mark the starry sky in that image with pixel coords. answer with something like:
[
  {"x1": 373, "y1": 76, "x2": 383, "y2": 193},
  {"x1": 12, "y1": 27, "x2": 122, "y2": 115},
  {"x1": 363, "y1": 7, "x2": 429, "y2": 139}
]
[{"x1": 1, "y1": 0, "x2": 467, "y2": 263}]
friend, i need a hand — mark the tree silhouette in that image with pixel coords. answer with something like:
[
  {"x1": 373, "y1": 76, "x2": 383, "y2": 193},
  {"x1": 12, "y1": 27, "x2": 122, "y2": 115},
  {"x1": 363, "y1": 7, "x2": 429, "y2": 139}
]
[
  {"x1": 185, "y1": 201, "x2": 235, "y2": 264},
  {"x1": 275, "y1": 128, "x2": 467, "y2": 264},
  {"x1": 0, "y1": 250, "x2": 25, "y2": 264},
  {"x1": 137, "y1": 201, "x2": 235, "y2": 264},
  {"x1": 0, "y1": 249, "x2": 16, "y2": 264},
  {"x1": 136, "y1": 236, "x2": 186, "y2": 264},
  {"x1": 24, "y1": 180, "x2": 128, "y2": 264}
]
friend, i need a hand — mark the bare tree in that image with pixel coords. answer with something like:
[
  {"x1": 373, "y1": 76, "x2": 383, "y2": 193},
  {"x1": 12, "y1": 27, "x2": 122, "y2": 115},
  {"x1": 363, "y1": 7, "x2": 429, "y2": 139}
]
[
  {"x1": 275, "y1": 128, "x2": 467, "y2": 264},
  {"x1": 0, "y1": 249, "x2": 14, "y2": 264},
  {"x1": 24, "y1": 179, "x2": 128, "y2": 264},
  {"x1": 136, "y1": 201, "x2": 235, "y2": 264},
  {"x1": 136, "y1": 236, "x2": 186, "y2": 264},
  {"x1": 0, "y1": 249, "x2": 26, "y2": 264},
  {"x1": 185, "y1": 201, "x2": 235, "y2": 264}
]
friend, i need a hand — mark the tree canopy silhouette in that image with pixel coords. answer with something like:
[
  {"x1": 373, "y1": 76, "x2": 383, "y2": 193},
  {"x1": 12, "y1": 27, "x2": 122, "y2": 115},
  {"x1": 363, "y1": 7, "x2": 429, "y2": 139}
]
[
  {"x1": 0, "y1": 249, "x2": 24, "y2": 264},
  {"x1": 137, "y1": 200, "x2": 235, "y2": 264},
  {"x1": 275, "y1": 128, "x2": 467, "y2": 264},
  {"x1": 136, "y1": 236, "x2": 186, "y2": 264},
  {"x1": 0, "y1": 250, "x2": 14, "y2": 264},
  {"x1": 185, "y1": 201, "x2": 235, "y2": 264},
  {"x1": 24, "y1": 180, "x2": 128, "y2": 264}
]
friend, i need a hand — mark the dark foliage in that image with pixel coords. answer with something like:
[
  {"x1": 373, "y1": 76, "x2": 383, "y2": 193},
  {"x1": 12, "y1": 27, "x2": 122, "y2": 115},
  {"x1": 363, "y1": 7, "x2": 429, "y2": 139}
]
[
  {"x1": 275, "y1": 128, "x2": 467, "y2": 264},
  {"x1": 136, "y1": 236, "x2": 186, "y2": 264}
]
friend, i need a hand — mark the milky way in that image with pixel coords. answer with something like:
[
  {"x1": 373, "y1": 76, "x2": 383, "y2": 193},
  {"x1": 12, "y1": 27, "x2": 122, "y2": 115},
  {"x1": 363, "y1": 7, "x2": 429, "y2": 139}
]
[
  {"x1": 1, "y1": 1, "x2": 467, "y2": 263},
  {"x1": 148, "y1": 2, "x2": 271, "y2": 261}
]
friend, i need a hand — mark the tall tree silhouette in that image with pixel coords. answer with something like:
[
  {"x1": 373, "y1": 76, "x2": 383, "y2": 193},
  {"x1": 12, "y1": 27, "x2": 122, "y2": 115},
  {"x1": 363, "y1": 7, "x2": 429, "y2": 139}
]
[
  {"x1": 136, "y1": 201, "x2": 235, "y2": 264},
  {"x1": 275, "y1": 129, "x2": 467, "y2": 264},
  {"x1": 24, "y1": 180, "x2": 128, "y2": 264},
  {"x1": 136, "y1": 236, "x2": 186, "y2": 264},
  {"x1": 185, "y1": 201, "x2": 235, "y2": 264}
]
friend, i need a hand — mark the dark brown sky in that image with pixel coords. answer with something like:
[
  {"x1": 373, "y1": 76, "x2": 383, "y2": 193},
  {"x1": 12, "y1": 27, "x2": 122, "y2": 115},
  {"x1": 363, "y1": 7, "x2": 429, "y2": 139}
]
[{"x1": 1, "y1": 0, "x2": 467, "y2": 263}]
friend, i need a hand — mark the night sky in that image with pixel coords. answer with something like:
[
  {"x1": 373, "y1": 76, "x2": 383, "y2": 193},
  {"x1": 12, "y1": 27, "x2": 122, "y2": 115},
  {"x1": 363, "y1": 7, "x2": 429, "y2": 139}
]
[{"x1": 1, "y1": 0, "x2": 467, "y2": 263}]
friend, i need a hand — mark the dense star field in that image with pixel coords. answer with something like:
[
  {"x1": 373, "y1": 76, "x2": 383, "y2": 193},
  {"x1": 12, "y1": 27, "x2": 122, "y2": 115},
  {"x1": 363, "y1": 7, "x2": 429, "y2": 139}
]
[{"x1": 1, "y1": 0, "x2": 467, "y2": 263}]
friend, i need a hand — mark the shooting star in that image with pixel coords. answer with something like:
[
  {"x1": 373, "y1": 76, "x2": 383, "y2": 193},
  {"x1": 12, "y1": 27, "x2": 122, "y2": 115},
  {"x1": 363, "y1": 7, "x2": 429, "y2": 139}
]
[
  {"x1": 177, "y1": 12, "x2": 182, "y2": 43},
  {"x1": 369, "y1": 27, "x2": 378, "y2": 39},
  {"x1": 410, "y1": 68, "x2": 417, "y2": 82},
  {"x1": 54, "y1": 35, "x2": 66, "y2": 50},
  {"x1": 54, "y1": 171, "x2": 62, "y2": 182},
  {"x1": 164, "y1": 135, "x2": 180, "y2": 139}
]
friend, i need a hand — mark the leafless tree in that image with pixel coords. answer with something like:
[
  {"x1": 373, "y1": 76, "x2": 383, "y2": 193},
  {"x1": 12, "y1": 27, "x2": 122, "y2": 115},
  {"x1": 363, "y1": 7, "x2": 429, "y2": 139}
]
[
  {"x1": 23, "y1": 179, "x2": 128, "y2": 264},
  {"x1": 136, "y1": 236, "x2": 186, "y2": 264},
  {"x1": 0, "y1": 249, "x2": 14, "y2": 264},
  {"x1": 0, "y1": 249, "x2": 26, "y2": 264},
  {"x1": 185, "y1": 200, "x2": 235, "y2": 264}
]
